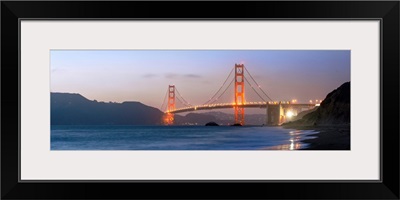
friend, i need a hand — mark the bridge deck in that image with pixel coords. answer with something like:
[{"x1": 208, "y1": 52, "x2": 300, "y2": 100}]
[{"x1": 168, "y1": 102, "x2": 317, "y2": 114}]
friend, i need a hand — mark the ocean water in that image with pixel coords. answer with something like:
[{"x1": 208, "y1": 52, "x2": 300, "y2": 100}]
[{"x1": 51, "y1": 125, "x2": 317, "y2": 150}]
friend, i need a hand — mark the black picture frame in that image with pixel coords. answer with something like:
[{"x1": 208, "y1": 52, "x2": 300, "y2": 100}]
[{"x1": 1, "y1": 1, "x2": 399, "y2": 199}]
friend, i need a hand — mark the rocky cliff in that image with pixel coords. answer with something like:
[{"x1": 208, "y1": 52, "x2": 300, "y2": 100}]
[{"x1": 285, "y1": 82, "x2": 350, "y2": 126}]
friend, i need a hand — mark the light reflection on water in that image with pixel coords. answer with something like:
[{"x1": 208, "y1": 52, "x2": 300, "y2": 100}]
[{"x1": 264, "y1": 130, "x2": 318, "y2": 150}]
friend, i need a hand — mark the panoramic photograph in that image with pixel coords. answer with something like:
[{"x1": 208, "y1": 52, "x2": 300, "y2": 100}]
[{"x1": 50, "y1": 50, "x2": 350, "y2": 150}]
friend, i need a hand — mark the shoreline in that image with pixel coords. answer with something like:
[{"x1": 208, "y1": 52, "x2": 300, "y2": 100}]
[{"x1": 282, "y1": 124, "x2": 350, "y2": 150}]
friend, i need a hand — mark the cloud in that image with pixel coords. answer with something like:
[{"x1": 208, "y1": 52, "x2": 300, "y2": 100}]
[
  {"x1": 184, "y1": 74, "x2": 202, "y2": 78},
  {"x1": 164, "y1": 73, "x2": 202, "y2": 79},
  {"x1": 143, "y1": 73, "x2": 157, "y2": 78},
  {"x1": 165, "y1": 73, "x2": 179, "y2": 79}
]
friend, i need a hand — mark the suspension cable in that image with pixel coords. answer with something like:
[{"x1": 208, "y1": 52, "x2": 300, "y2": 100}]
[
  {"x1": 244, "y1": 67, "x2": 274, "y2": 101},
  {"x1": 176, "y1": 95, "x2": 191, "y2": 107},
  {"x1": 203, "y1": 66, "x2": 235, "y2": 105},
  {"x1": 175, "y1": 95, "x2": 190, "y2": 107},
  {"x1": 160, "y1": 88, "x2": 169, "y2": 111},
  {"x1": 208, "y1": 78, "x2": 235, "y2": 105},
  {"x1": 175, "y1": 88, "x2": 192, "y2": 106},
  {"x1": 244, "y1": 77, "x2": 266, "y2": 102}
]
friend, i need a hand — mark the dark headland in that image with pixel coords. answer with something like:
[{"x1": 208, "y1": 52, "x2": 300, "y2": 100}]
[{"x1": 282, "y1": 82, "x2": 350, "y2": 150}]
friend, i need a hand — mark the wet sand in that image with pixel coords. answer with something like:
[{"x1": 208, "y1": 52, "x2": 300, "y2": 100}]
[{"x1": 282, "y1": 124, "x2": 350, "y2": 150}]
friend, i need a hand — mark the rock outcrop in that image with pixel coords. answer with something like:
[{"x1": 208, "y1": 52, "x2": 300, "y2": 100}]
[{"x1": 284, "y1": 82, "x2": 350, "y2": 126}]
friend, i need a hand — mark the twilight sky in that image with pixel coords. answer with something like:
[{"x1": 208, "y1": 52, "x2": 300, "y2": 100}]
[{"x1": 51, "y1": 50, "x2": 350, "y2": 112}]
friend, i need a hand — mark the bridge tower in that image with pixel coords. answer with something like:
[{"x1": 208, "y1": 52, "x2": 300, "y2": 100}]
[
  {"x1": 163, "y1": 85, "x2": 175, "y2": 125},
  {"x1": 234, "y1": 64, "x2": 245, "y2": 125}
]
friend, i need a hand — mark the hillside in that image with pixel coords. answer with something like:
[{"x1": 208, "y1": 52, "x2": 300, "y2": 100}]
[
  {"x1": 284, "y1": 82, "x2": 350, "y2": 126},
  {"x1": 176, "y1": 111, "x2": 267, "y2": 125},
  {"x1": 291, "y1": 107, "x2": 318, "y2": 121},
  {"x1": 51, "y1": 93, "x2": 164, "y2": 125},
  {"x1": 175, "y1": 113, "x2": 218, "y2": 125}
]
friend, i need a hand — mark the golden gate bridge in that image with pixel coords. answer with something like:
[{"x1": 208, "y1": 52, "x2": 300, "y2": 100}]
[{"x1": 160, "y1": 64, "x2": 319, "y2": 126}]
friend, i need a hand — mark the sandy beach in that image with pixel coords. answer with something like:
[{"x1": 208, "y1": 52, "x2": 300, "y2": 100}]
[{"x1": 283, "y1": 124, "x2": 350, "y2": 150}]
